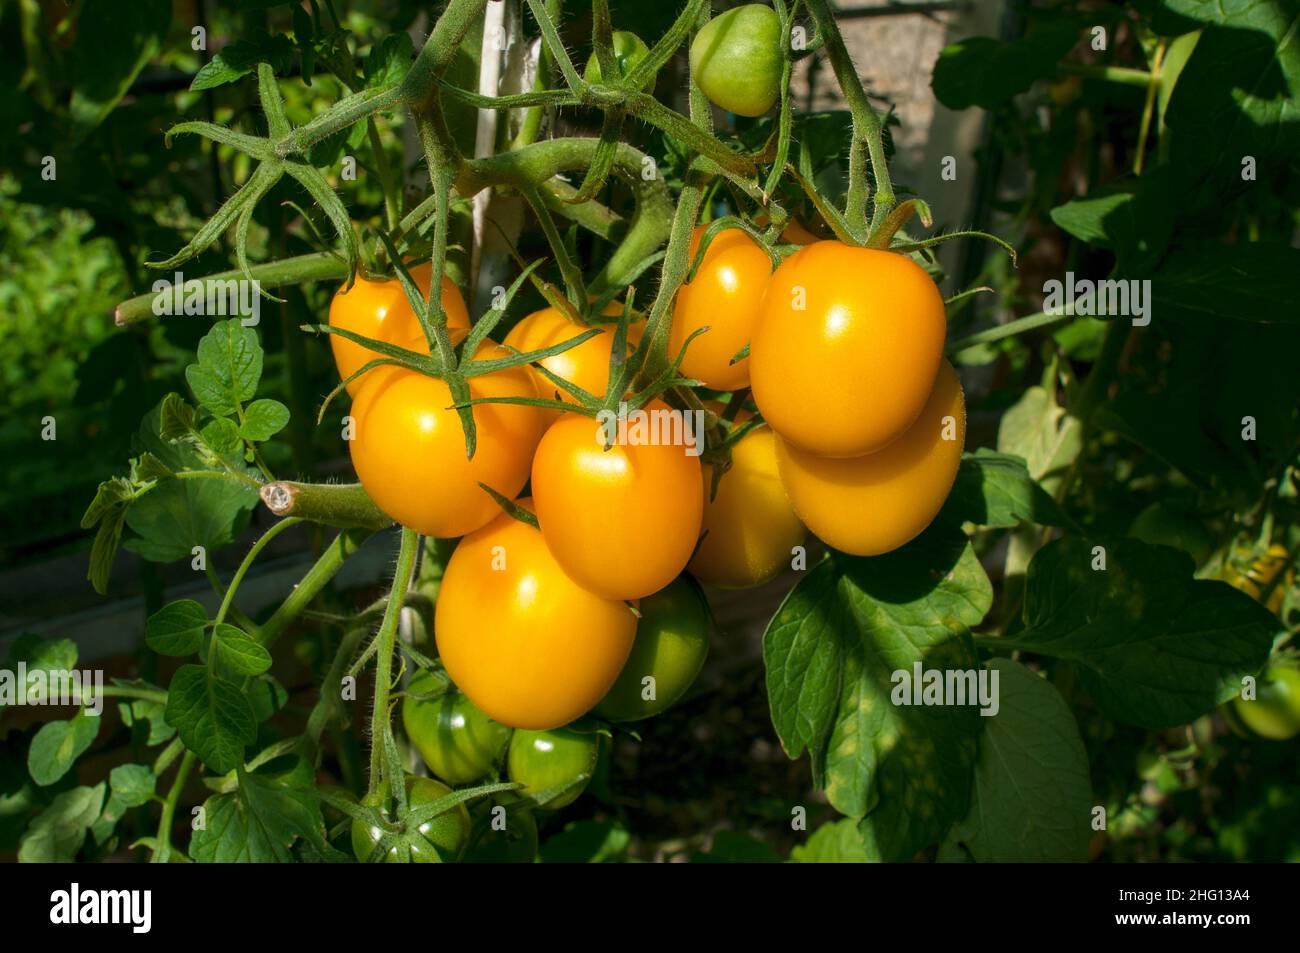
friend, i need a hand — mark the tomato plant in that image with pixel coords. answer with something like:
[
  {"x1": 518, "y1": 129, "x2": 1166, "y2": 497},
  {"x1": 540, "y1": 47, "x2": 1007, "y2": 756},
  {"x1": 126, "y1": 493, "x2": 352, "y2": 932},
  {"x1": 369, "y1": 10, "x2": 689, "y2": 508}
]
[{"x1": 6, "y1": 0, "x2": 1298, "y2": 874}]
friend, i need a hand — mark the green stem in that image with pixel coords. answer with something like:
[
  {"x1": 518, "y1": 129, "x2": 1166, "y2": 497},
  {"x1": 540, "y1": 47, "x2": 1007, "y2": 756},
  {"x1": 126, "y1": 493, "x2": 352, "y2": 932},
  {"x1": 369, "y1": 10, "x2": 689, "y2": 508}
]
[
  {"x1": 259, "y1": 528, "x2": 375, "y2": 648},
  {"x1": 151, "y1": 751, "x2": 196, "y2": 864},
  {"x1": 510, "y1": 0, "x2": 560, "y2": 150},
  {"x1": 259, "y1": 481, "x2": 392, "y2": 530},
  {"x1": 806, "y1": 0, "x2": 894, "y2": 238},
  {"x1": 945, "y1": 309, "x2": 1076, "y2": 354},
  {"x1": 1059, "y1": 62, "x2": 1152, "y2": 88},
  {"x1": 215, "y1": 517, "x2": 303, "y2": 625},
  {"x1": 367, "y1": 527, "x2": 420, "y2": 795}
]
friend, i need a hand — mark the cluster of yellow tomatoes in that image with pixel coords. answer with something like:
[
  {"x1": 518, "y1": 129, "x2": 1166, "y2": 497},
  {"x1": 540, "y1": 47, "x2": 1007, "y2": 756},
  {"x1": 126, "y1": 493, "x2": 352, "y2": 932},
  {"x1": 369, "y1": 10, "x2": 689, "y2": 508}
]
[{"x1": 326, "y1": 228, "x2": 964, "y2": 789}]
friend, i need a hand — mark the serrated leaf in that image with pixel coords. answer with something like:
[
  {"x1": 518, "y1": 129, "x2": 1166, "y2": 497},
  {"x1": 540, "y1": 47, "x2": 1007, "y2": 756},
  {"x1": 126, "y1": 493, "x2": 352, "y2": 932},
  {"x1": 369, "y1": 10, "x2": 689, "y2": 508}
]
[
  {"x1": 159, "y1": 392, "x2": 198, "y2": 439},
  {"x1": 88, "y1": 507, "x2": 127, "y2": 595},
  {"x1": 240, "y1": 399, "x2": 290, "y2": 442},
  {"x1": 941, "y1": 660, "x2": 1092, "y2": 862},
  {"x1": 996, "y1": 385, "x2": 1082, "y2": 494},
  {"x1": 18, "y1": 784, "x2": 106, "y2": 863},
  {"x1": 81, "y1": 477, "x2": 133, "y2": 529},
  {"x1": 186, "y1": 320, "x2": 263, "y2": 416},
  {"x1": 1001, "y1": 537, "x2": 1278, "y2": 727},
  {"x1": 364, "y1": 31, "x2": 415, "y2": 89},
  {"x1": 136, "y1": 452, "x2": 175, "y2": 481},
  {"x1": 763, "y1": 525, "x2": 992, "y2": 859},
  {"x1": 165, "y1": 665, "x2": 256, "y2": 774},
  {"x1": 189, "y1": 755, "x2": 330, "y2": 862},
  {"x1": 124, "y1": 477, "x2": 257, "y2": 563},
  {"x1": 2, "y1": 636, "x2": 78, "y2": 714},
  {"x1": 192, "y1": 31, "x2": 295, "y2": 91},
  {"x1": 110, "y1": 764, "x2": 158, "y2": 809},
  {"x1": 940, "y1": 450, "x2": 1064, "y2": 528},
  {"x1": 118, "y1": 684, "x2": 175, "y2": 747},
  {"x1": 28, "y1": 710, "x2": 102, "y2": 786},
  {"x1": 790, "y1": 818, "x2": 874, "y2": 862},
  {"x1": 212, "y1": 624, "x2": 273, "y2": 676},
  {"x1": 145, "y1": 600, "x2": 208, "y2": 656},
  {"x1": 200, "y1": 417, "x2": 244, "y2": 455}
]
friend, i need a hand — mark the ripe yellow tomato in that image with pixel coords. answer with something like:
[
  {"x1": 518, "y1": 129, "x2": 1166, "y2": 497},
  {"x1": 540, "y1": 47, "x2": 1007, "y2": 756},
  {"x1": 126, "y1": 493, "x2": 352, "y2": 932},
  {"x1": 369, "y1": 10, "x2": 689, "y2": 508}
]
[
  {"x1": 348, "y1": 343, "x2": 543, "y2": 538},
  {"x1": 749, "y1": 242, "x2": 946, "y2": 457},
  {"x1": 775, "y1": 360, "x2": 965, "y2": 556},
  {"x1": 530, "y1": 400, "x2": 705, "y2": 601},
  {"x1": 670, "y1": 224, "x2": 771, "y2": 390},
  {"x1": 689, "y1": 417, "x2": 805, "y2": 588},
  {"x1": 435, "y1": 502, "x2": 637, "y2": 730},
  {"x1": 503, "y1": 302, "x2": 640, "y2": 425},
  {"x1": 329, "y1": 262, "x2": 470, "y2": 395}
]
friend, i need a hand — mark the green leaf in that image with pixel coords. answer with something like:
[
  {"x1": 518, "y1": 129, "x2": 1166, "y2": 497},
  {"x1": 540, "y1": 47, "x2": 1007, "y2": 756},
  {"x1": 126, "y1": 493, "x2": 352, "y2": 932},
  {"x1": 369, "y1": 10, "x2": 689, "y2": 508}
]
[
  {"x1": 691, "y1": 830, "x2": 782, "y2": 863},
  {"x1": 201, "y1": 417, "x2": 243, "y2": 455},
  {"x1": 28, "y1": 710, "x2": 102, "y2": 786},
  {"x1": 1000, "y1": 537, "x2": 1278, "y2": 728},
  {"x1": 1149, "y1": 244, "x2": 1300, "y2": 325},
  {"x1": 763, "y1": 526, "x2": 992, "y2": 859},
  {"x1": 18, "y1": 784, "x2": 106, "y2": 863},
  {"x1": 189, "y1": 755, "x2": 331, "y2": 862},
  {"x1": 212, "y1": 624, "x2": 273, "y2": 676},
  {"x1": 159, "y1": 392, "x2": 199, "y2": 439},
  {"x1": 1162, "y1": 0, "x2": 1300, "y2": 208},
  {"x1": 1049, "y1": 170, "x2": 1174, "y2": 273},
  {"x1": 124, "y1": 478, "x2": 257, "y2": 563},
  {"x1": 118, "y1": 685, "x2": 176, "y2": 747},
  {"x1": 110, "y1": 764, "x2": 158, "y2": 809},
  {"x1": 145, "y1": 600, "x2": 208, "y2": 656},
  {"x1": 996, "y1": 384, "x2": 1082, "y2": 494},
  {"x1": 192, "y1": 31, "x2": 296, "y2": 91},
  {"x1": 88, "y1": 507, "x2": 127, "y2": 595},
  {"x1": 240, "y1": 399, "x2": 290, "y2": 442},
  {"x1": 2, "y1": 635, "x2": 79, "y2": 723},
  {"x1": 931, "y1": 20, "x2": 1083, "y2": 110},
  {"x1": 364, "y1": 31, "x2": 415, "y2": 89},
  {"x1": 941, "y1": 660, "x2": 1092, "y2": 862},
  {"x1": 539, "y1": 820, "x2": 630, "y2": 863},
  {"x1": 69, "y1": 0, "x2": 170, "y2": 137},
  {"x1": 81, "y1": 477, "x2": 133, "y2": 529},
  {"x1": 790, "y1": 818, "x2": 874, "y2": 862},
  {"x1": 185, "y1": 320, "x2": 264, "y2": 417},
  {"x1": 940, "y1": 450, "x2": 1064, "y2": 528},
  {"x1": 165, "y1": 664, "x2": 256, "y2": 774}
]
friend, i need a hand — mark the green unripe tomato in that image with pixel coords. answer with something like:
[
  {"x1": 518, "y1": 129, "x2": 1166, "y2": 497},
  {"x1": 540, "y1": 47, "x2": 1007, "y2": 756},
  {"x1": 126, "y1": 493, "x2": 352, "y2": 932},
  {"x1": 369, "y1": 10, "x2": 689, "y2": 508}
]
[
  {"x1": 1127, "y1": 503, "x2": 1213, "y2": 567},
  {"x1": 595, "y1": 575, "x2": 711, "y2": 722},
  {"x1": 403, "y1": 671, "x2": 511, "y2": 785},
  {"x1": 1231, "y1": 666, "x2": 1300, "y2": 740},
  {"x1": 350, "y1": 774, "x2": 471, "y2": 863},
  {"x1": 507, "y1": 727, "x2": 599, "y2": 809},
  {"x1": 689, "y1": 4, "x2": 783, "y2": 117},
  {"x1": 463, "y1": 794, "x2": 539, "y2": 863},
  {"x1": 584, "y1": 31, "x2": 654, "y2": 92}
]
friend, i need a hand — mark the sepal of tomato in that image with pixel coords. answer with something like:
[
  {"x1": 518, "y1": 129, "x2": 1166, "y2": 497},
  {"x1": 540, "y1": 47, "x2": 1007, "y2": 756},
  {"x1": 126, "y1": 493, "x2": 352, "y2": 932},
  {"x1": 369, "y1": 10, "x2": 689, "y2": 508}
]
[
  {"x1": 347, "y1": 342, "x2": 543, "y2": 539},
  {"x1": 329, "y1": 262, "x2": 469, "y2": 395},
  {"x1": 350, "y1": 774, "x2": 470, "y2": 863}
]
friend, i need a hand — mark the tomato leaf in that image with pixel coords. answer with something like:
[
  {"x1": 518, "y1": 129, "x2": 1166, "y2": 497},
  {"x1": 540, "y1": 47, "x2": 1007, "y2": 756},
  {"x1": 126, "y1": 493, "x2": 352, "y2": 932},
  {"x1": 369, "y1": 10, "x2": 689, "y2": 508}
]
[
  {"x1": 939, "y1": 450, "x2": 1064, "y2": 528},
  {"x1": 69, "y1": 0, "x2": 170, "y2": 138},
  {"x1": 931, "y1": 19, "x2": 1083, "y2": 110},
  {"x1": 145, "y1": 600, "x2": 208, "y2": 656},
  {"x1": 18, "y1": 784, "x2": 106, "y2": 863},
  {"x1": 192, "y1": 31, "x2": 296, "y2": 92},
  {"x1": 999, "y1": 537, "x2": 1278, "y2": 728},
  {"x1": 941, "y1": 659, "x2": 1092, "y2": 861},
  {"x1": 1148, "y1": 244, "x2": 1300, "y2": 325},
  {"x1": 164, "y1": 664, "x2": 257, "y2": 775},
  {"x1": 189, "y1": 755, "x2": 335, "y2": 862},
  {"x1": 212, "y1": 624, "x2": 273, "y2": 676},
  {"x1": 185, "y1": 320, "x2": 264, "y2": 417},
  {"x1": 28, "y1": 709, "x2": 102, "y2": 787},
  {"x1": 762, "y1": 524, "x2": 992, "y2": 860},
  {"x1": 790, "y1": 818, "x2": 874, "y2": 863},
  {"x1": 240, "y1": 399, "x2": 290, "y2": 442}
]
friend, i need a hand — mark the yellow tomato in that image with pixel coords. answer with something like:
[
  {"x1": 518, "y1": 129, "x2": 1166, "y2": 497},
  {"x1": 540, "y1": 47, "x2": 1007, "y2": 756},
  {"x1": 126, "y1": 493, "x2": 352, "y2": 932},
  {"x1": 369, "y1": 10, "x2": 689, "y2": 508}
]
[
  {"x1": 749, "y1": 242, "x2": 947, "y2": 457},
  {"x1": 670, "y1": 224, "x2": 771, "y2": 390},
  {"x1": 688, "y1": 415, "x2": 805, "y2": 588},
  {"x1": 775, "y1": 360, "x2": 965, "y2": 556},
  {"x1": 329, "y1": 262, "x2": 470, "y2": 395},
  {"x1": 503, "y1": 302, "x2": 640, "y2": 425},
  {"x1": 348, "y1": 343, "x2": 543, "y2": 538},
  {"x1": 435, "y1": 502, "x2": 637, "y2": 730},
  {"x1": 530, "y1": 400, "x2": 705, "y2": 601}
]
